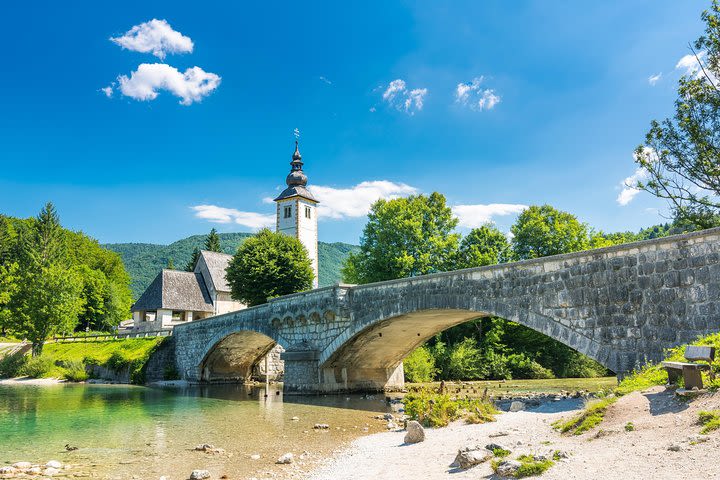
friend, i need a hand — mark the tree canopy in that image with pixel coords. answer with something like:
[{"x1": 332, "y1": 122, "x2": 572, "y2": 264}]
[
  {"x1": 511, "y1": 205, "x2": 591, "y2": 260},
  {"x1": 342, "y1": 192, "x2": 460, "y2": 284},
  {"x1": 454, "y1": 224, "x2": 510, "y2": 269},
  {"x1": 226, "y1": 229, "x2": 314, "y2": 306},
  {"x1": 634, "y1": 1, "x2": 720, "y2": 228}
]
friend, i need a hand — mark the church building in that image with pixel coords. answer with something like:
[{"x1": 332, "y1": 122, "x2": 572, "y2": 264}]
[{"x1": 131, "y1": 141, "x2": 320, "y2": 330}]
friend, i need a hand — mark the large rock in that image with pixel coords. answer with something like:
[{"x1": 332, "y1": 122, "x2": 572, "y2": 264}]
[
  {"x1": 452, "y1": 448, "x2": 492, "y2": 469},
  {"x1": 189, "y1": 470, "x2": 211, "y2": 480},
  {"x1": 403, "y1": 421, "x2": 425, "y2": 444},
  {"x1": 496, "y1": 460, "x2": 522, "y2": 477},
  {"x1": 509, "y1": 401, "x2": 525, "y2": 412},
  {"x1": 45, "y1": 461, "x2": 62, "y2": 469},
  {"x1": 0, "y1": 467, "x2": 16, "y2": 475}
]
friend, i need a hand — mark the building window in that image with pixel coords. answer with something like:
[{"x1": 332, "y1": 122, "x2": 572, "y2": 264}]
[
  {"x1": 284, "y1": 206, "x2": 292, "y2": 218},
  {"x1": 305, "y1": 206, "x2": 311, "y2": 219}
]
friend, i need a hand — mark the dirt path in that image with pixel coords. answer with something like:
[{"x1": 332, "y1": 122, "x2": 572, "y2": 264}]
[{"x1": 304, "y1": 387, "x2": 720, "y2": 480}]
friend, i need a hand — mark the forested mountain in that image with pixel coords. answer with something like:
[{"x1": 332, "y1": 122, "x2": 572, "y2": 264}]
[{"x1": 103, "y1": 232, "x2": 358, "y2": 299}]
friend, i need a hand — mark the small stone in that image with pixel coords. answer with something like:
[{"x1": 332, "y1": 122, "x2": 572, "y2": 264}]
[
  {"x1": 383, "y1": 413, "x2": 394, "y2": 421},
  {"x1": 485, "y1": 443, "x2": 509, "y2": 452},
  {"x1": 554, "y1": 450, "x2": 570, "y2": 459},
  {"x1": 0, "y1": 467, "x2": 16, "y2": 475},
  {"x1": 250, "y1": 454, "x2": 261, "y2": 460},
  {"x1": 190, "y1": 470, "x2": 211, "y2": 480},
  {"x1": 43, "y1": 467, "x2": 60, "y2": 476},
  {"x1": 276, "y1": 453, "x2": 293, "y2": 464},
  {"x1": 509, "y1": 401, "x2": 525, "y2": 412},
  {"x1": 488, "y1": 431, "x2": 510, "y2": 438},
  {"x1": 194, "y1": 444, "x2": 215, "y2": 451},
  {"x1": 46, "y1": 460, "x2": 62, "y2": 469},
  {"x1": 403, "y1": 421, "x2": 425, "y2": 444},
  {"x1": 291, "y1": 416, "x2": 299, "y2": 421},
  {"x1": 668, "y1": 444, "x2": 682, "y2": 452},
  {"x1": 386, "y1": 421, "x2": 397, "y2": 430},
  {"x1": 313, "y1": 423, "x2": 329, "y2": 430},
  {"x1": 12, "y1": 462, "x2": 32, "y2": 469},
  {"x1": 452, "y1": 448, "x2": 492, "y2": 469},
  {"x1": 496, "y1": 460, "x2": 522, "y2": 477},
  {"x1": 28, "y1": 467, "x2": 43, "y2": 475}
]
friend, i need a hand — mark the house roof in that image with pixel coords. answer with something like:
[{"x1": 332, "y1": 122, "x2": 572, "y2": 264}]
[
  {"x1": 198, "y1": 250, "x2": 234, "y2": 293},
  {"x1": 132, "y1": 269, "x2": 214, "y2": 313},
  {"x1": 273, "y1": 184, "x2": 318, "y2": 202}
]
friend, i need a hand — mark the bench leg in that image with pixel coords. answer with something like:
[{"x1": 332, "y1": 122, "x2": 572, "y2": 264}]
[
  {"x1": 666, "y1": 368, "x2": 682, "y2": 386},
  {"x1": 682, "y1": 368, "x2": 704, "y2": 390}
]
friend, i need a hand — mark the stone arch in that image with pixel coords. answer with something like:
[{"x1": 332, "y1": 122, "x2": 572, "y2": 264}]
[
  {"x1": 318, "y1": 299, "x2": 608, "y2": 392},
  {"x1": 198, "y1": 328, "x2": 288, "y2": 383}
]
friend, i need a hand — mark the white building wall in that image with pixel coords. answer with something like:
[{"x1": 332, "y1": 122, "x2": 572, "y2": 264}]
[
  {"x1": 276, "y1": 198, "x2": 318, "y2": 288},
  {"x1": 215, "y1": 292, "x2": 246, "y2": 315}
]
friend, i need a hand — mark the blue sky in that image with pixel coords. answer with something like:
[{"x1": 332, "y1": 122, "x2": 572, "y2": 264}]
[{"x1": 0, "y1": 1, "x2": 708, "y2": 245}]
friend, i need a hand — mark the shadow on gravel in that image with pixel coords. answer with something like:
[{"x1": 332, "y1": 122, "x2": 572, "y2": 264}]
[{"x1": 644, "y1": 390, "x2": 688, "y2": 416}]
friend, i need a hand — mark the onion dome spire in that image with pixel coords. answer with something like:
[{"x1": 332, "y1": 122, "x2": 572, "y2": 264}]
[{"x1": 286, "y1": 140, "x2": 308, "y2": 187}]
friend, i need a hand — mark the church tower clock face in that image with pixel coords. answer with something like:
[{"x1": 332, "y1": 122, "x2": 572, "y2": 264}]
[{"x1": 273, "y1": 141, "x2": 319, "y2": 288}]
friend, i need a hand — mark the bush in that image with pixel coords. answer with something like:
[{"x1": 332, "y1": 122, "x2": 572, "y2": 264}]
[
  {"x1": 404, "y1": 346, "x2": 437, "y2": 383},
  {"x1": 403, "y1": 390, "x2": 497, "y2": 427},
  {"x1": 506, "y1": 353, "x2": 555, "y2": 379},
  {"x1": 63, "y1": 360, "x2": 88, "y2": 382},
  {"x1": 552, "y1": 396, "x2": 617, "y2": 435},
  {"x1": 20, "y1": 356, "x2": 55, "y2": 378},
  {"x1": 446, "y1": 338, "x2": 483, "y2": 380},
  {"x1": 698, "y1": 410, "x2": 720, "y2": 434},
  {"x1": 0, "y1": 352, "x2": 27, "y2": 378}
]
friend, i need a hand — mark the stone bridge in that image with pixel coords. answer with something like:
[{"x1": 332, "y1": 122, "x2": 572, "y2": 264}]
[{"x1": 171, "y1": 228, "x2": 720, "y2": 393}]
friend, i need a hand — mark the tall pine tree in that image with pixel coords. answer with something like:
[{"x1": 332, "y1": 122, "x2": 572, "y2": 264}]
[{"x1": 204, "y1": 228, "x2": 222, "y2": 252}]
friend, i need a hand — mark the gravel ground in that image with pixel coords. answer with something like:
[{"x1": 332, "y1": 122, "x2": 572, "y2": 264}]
[{"x1": 304, "y1": 387, "x2": 720, "y2": 480}]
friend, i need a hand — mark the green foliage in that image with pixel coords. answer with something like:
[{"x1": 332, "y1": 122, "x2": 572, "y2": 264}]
[
  {"x1": 204, "y1": 228, "x2": 222, "y2": 252},
  {"x1": 511, "y1": 205, "x2": 590, "y2": 260},
  {"x1": 166, "y1": 258, "x2": 175, "y2": 269},
  {"x1": 185, "y1": 248, "x2": 200, "y2": 272},
  {"x1": 62, "y1": 360, "x2": 88, "y2": 382},
  {"x1": 514, "y1": 455, "x2": 555, "y2": 478},
  {"x1": 454, "y1": 224, "x2": 510, "y2": 269},
  {"x1": 403, "y1": 345, "x2": 437, "y2": 383},
  {"x1": 698, "y1": 410, "x2": 720, "y2": 433},
  {"x1": 403, "y1": 390, "x2": 497, "y2": 427},
  {"x1": 0, "y1": 351, "x2": 27, "y2": 378},
  {"x1": 342, "y1": 192, "x2": 459, "y2": 284},
  {"x1": 506, "y1": 353, "x2": 555, "y2": 380},
  {"x1": 492, "y1": 448, "x2": 511, "y2": 458},
  {"x1": 226, "y1": 229, "x2": 314, "y2": 306},
  {"x1": 625, "y1": 422, "x2": 635, "y2": 432},
  {"x1": 633, "y1": 1, "x2": 720, "y2": 228},
  {"x1": 553, "y1": 396, "x2": 617, "y2": 435},
  {"x1": 104, "y1": 232, "x2": 358, "y2": 298},
  {"x1": 20, "y1": 356, "x2": 56, "y2": 378}
]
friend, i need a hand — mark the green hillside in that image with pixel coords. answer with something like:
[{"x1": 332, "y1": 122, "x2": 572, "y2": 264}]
[{"x1": 103, "y1": 233, "x2": 358, "y2": 299}]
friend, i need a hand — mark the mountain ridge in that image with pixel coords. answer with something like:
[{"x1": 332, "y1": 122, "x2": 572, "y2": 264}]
[{"x1": 103, "y1": 232, "x2": 358, "y2": 299}]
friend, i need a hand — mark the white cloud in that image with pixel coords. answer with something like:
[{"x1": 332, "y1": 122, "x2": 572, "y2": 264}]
[
  {"x1": 117, "y1": 63, "x2": 221, "y2": 105},
  {"x1": 310, "y1": 181, "x2": 419, "y2": 219},
  {"x1": 191, "y1": 205, "x2": 275, "y2": 229},
  {"x1": 455, "y1": 77, "x2": 501, "y2": 111},
  {"x1": 111, "y1": 19, "x2": 193, "y2": 60},
  {"x1": 381, "y1": 79, "x2": 427, "y2": 115},
  {"x1": 452, "y1": 204, "x2": 527, "y2": 228},
  {"x1": 319, "y1": 76, "x2": 332, "y2": 85},
  {"x1": 648, "y1": 73, "x2": 662, "y2": 86},
  {"x1": 676, "y1": 52, "x2": 705, "y2": 77},
  {"x1": 616, "y1": 147, "x2": 656, "y2": 206},
  {"x1": 101, "y1": 85, "x2": 114, "y2": 97}
]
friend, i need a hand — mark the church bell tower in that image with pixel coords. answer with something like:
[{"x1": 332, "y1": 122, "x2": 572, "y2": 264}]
[{"x1": 274, "y1": 141, "x2": 319, "y2": 288}]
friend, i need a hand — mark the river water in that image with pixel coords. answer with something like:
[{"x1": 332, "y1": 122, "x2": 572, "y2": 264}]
[{"x1": 0, "y1": 383, "x2": 391, "y2": 479}]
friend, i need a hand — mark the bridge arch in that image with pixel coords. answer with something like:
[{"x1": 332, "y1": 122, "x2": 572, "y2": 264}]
[
  {"x1": 198, "y1": 327, "x2": 288, "y2": 383},
  {"x1": 318, "y1": 294, "x2": 608, "y2": 392}
]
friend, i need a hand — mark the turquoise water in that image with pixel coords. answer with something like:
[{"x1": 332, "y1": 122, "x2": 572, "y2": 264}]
[{"x1": 0, "y1": 383, "x2": 390, "y2": 479}]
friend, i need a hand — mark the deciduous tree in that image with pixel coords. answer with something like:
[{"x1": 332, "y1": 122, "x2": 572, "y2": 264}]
[{"x1": 511, "y1": 205, "x2": 590, "y2": 260}]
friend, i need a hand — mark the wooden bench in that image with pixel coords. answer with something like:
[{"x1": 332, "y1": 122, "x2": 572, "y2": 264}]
[{"x1": 662, "y1": 345, "x2": 716, "y2": 390}]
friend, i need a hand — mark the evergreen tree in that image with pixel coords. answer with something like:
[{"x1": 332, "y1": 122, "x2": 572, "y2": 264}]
[
  {"x1": 166, "y1": 258, "x2": 175, "y2": 270},
  {"x1": 204, "y1": 228, "x2": 222, "y2": 252},
  {"x1": 185, "y1": 248, "x2": 201, "y2": 272}
]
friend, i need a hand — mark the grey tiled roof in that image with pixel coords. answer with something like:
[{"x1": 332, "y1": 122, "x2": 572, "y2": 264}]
[
  {"x1": 198, "y1": 250, "x2": 234, "y2": 293},
  {"x1": 132, "y1": 269, "x2": 214, "y2": 312},
  {"x1": 273, "y1": 185, "x2": 318, "y2": 202}
]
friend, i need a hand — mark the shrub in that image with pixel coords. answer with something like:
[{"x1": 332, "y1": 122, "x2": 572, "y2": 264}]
[
  {"x1": 403, "y1": 390, "x2": 497, "y2": 427},
  {"x1": 106, "y1": 351, "x2": 131, "y2": 371},
  {"x1": 698, "y1": 410, "x2": 720, "y2": 434},
  {"x1": 20, "y1": 356, "x2": 55, "y2": 378},
  {"x1": 63, "y1": 360, "x2": 88, "y2": 382},
  {"x1": 506, "y1": 353, "x2": 555, "y2": 379},
  {"x1": 446, "y1": 338, "x2": 483, "y2": 380},
  {"x1": 515, "y1": 455, "x2": 554, "y2": 478},
  {"x1": 404, "y1": 346, "x2": 437, "y2": 383},
  {"x1": 0, "y1": 352, "x2": 27, "y2": 378},
  {"x1": 625, "y1": 422, "x2": 635, "y2": 432}
]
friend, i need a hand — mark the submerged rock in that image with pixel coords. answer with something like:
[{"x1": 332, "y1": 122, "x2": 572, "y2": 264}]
[
  {"x1": 509, "y1": 401, "x2": 525, "y2": 412},
  {"x1": 403, "y1": 421, "x2": 425, "y2": 444}
]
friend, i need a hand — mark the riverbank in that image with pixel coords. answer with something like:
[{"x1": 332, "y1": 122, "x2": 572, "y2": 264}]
[{"x1": 305, "y1": 386, "x2": 720, "y2": 480}]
